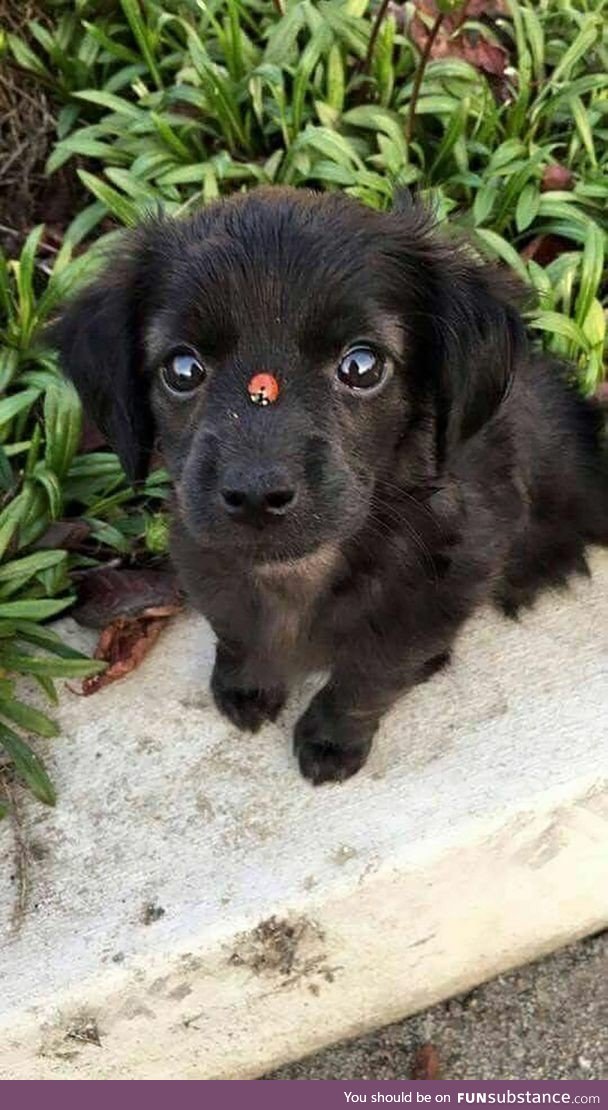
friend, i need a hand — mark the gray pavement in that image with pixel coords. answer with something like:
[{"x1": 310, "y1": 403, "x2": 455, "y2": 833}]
[{"x1": 268, "y1": 930, "x2": 608, "y2": 1080}]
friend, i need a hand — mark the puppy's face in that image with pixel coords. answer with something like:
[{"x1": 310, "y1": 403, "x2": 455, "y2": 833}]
[
  {"x1": 145, "y1": 219, "x2": 411, "y2": 562},
  {"x1": 52, "y1": 188, "x2": 524, "y2": 564}
]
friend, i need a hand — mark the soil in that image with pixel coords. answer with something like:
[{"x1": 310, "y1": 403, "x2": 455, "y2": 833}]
[{"x1": 0, "y1": 2, "x2": 86, "y2": 253}]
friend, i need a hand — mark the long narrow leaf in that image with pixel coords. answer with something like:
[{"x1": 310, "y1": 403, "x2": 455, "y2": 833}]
[{"x1": 0, "y1": 724, "x2": 56, "y2": 806}]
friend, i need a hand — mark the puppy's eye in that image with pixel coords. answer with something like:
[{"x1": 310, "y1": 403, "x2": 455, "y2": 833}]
[
  {"x1": 337, "y1": 346, "x2": 386, "y2": 392},
  {"x1": 161, "y1": 349, "x2": 206, "y2": 394}
]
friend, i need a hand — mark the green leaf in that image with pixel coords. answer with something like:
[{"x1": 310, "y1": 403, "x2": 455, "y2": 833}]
[
  {"x1": 265, "y1": 2, "x2": 307, "y2": 63},
  {"x1": 582, "y1": 300, "x2": 606, "y2": 349},
  {"x1": 515, "y1": 182, "x2": 540, "y2": 233},
  {"x1": 0, "y1": 597, "x2": 75, "y2": 621},
  {"x1": 342, "y1": 106, "x2": 407, "y2": 161},
  {"x1": 77, "y1": 171, "x2": 139, "y2": 227},
  {"x1": 0, "y1": 549, "x2": 66, "y2": 584},
  {"x1": 298, "y1": 125, "x2": 363, "y2": 169},
  {"x1": 87, "y1": 519, "x2": 132, "y2": 554},
  {"x1": 7, "y1": 33, "x2": 52, "y2": 80},
  {"x1": 326, "y1": 43, "x2": 345, "y2": 112},
  {"x1": 475, "y1": 229, "x2": 530, "y2": 283},
  {"x1": 574, "y1": 224, "x2": 605, "y2": 331},
  {"x1": 44, "y1": 380, "x2": 83, "y2": 480},
  {"x1": 473, "y1": 179, "x2": 499, "y2": 227},
  {"x1": 488, "y1": 140, "x2": 525, "y2": 173},
  {"x1": 0, "y1": 699, "x2": 59, "y2": 739},
  {"x1": 545, "y1": 15, "x2": 602, "y2": 91},
  {"x1": 73, "y1": 89, "x2": 145, "y2": 119},
  {"x1": 34, "y1": 464, "x2": 63, "y2": 520},
  {"x1": 15, "y1": 225, "x2": 45, "y2": 340},
  {"x1": 0, "y1": 444, "x2": 14, "y2": 493},
  {"x1": 120, "y1": 0, "x2": 163, "y2": 89},
  {"x1": 34, "y1": 674, "x2": 59, "y2": 706},
  {"x1": 570, "y1": 95, "x2": 597, "y2": 167},
  {"x1": 0, "y1": 389, "x2": 41, "y2": 428},
  {"x1": 0, "y1": 724, "x2": 56, "y2": 806},
  {"x1": 0, "y1": 482, "x2": 38, "y2": 560},
  {"x1": 530, "y1": 311, "x2": 590, "y2": 352},
  {"x1": 520, "y1": 5, "x2": 544, "y2": 82},
  {"x1": 0, "y1": 649, "x2": 106, "y2": 679},
  {"x1": 13, "y1": 621, "x2": 93, "y2": 661}
]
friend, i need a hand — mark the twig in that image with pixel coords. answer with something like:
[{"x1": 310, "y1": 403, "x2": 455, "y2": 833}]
[
  {"x1": 405, "y1": 9, "x2": 445, "y2": 145},
  {"x1": 361, "y1": 0, "x2": 392, "y2": 77},
  {"x1": 0, "y1": 223, "x2": 60, "y2": 259},
  {"x1": 271, "y1": 0, "x2": 285, "y2": 13}
]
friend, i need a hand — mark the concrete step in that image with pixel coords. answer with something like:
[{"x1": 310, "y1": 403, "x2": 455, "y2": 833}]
[{"x1": 1, "y1": 550, "x2": 607, "y2": 1079}]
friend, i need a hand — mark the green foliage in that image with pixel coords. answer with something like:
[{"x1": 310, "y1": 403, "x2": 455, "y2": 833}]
[
  {"x1": 0, "y1": 229, "x2": 170, "y2": 812},
  {"x1": 1, "y1": 0, "x2": 607, "y2": 810},
  {"x1": 9, "y1": 0, "x2": 608, "y2": 379}
]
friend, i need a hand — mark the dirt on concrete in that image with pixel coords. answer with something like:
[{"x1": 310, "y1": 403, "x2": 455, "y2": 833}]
[{"x1": 267, "y1": 930, "x2": 608, "y2": 1080}]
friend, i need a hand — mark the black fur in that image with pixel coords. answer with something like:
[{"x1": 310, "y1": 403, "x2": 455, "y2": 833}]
[{"x1": 50, "y1": 187, "x2": 608, "y2": 784}]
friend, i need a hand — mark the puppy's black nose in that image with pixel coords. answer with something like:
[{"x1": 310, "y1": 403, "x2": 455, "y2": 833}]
[{"x1": 219, "y1": 471, "x2": 298, "y2": 525}]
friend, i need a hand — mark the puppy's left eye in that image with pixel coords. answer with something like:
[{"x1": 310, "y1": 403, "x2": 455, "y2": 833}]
[
  {"x1": 161, "y1": 349, "x2": 206, "y2": 394},
  {"x1": 337, "y1": 347, "x2": 386, "y2": 392}
]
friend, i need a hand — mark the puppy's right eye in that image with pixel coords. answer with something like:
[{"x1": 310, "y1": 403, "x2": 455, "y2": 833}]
[
  {"x1": 336, "y1": 346, "x2": 386, "y2": 393},
  {"x1": 161, "y1": 349, "x2": 206, "y2": 394}
]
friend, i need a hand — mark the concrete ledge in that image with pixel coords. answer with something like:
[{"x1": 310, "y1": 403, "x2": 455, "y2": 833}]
[{"x1": 1, "y1": 551, "x2": 607, "y2": 1079}]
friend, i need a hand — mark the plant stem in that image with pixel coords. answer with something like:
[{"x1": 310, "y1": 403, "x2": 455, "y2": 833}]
[
  {"x1": 362, "y1": 0, "x2": 392, "y2": 76},
  {"x1": 405, "y1": 9, "x2": 445, "y2": 144}
]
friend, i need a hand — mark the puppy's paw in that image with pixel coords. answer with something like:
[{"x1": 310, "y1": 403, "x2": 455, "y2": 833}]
[
  {"x1": 212, "y1": 676, "x2": 285, "y2": 733},
  {"x1": 294, "y1": 694, "x2": 373, "y2": 785},
  {"x1": 214, "y1": 684, "x2": 285, "y2": 732},
  {"x1": 211, "y1": 646, "x2": 285, "y2": 732}
]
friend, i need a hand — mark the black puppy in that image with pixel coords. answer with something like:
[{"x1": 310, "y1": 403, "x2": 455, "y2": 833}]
[{"x1": 52, "y1": 187, "x2": 608, "y2": 784}]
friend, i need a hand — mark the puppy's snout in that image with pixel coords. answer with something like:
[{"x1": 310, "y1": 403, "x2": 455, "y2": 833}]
[{"x1": 219, "y1": 466, "x2": 298, "y2": 526}]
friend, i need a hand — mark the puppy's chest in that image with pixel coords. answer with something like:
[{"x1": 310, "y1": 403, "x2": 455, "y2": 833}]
[{"x1": 251, "y1": 547, "x2": 342, "y2": 673}]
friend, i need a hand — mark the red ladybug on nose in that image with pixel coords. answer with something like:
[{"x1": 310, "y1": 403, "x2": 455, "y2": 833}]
[{"x1": 247, "y1": 373, "x2": 280, "y2": 406}]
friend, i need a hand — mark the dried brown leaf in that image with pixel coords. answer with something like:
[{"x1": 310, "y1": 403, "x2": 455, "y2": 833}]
[
  {"x1": 520, "y1": 234, "x2": 570, "y2": 266},
  {"x1": 411, "y1": 1042, "x2": 441, "y2": 1080},
  {"x1": 35, "y1": 520, "x2": 92, "y2": 552},
  {"x1": 72, "y1": 566, "x2": 182, "y2": 628},
  {"x1": 409, "y1": 0, "x2": 509, "y2": 83},
  {"x1": 81, "y1": 614, "x2": 171, "y2": 695}
]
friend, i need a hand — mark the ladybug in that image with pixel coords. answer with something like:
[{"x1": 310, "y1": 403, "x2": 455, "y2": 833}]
[{"x1": 247, "y1": 372, "x2": 280, "y2": 406}]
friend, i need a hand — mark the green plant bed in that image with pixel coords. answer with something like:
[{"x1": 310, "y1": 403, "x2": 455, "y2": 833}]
[{"x1": 0, "y1": 226, "x2": 170, "y2": 813}]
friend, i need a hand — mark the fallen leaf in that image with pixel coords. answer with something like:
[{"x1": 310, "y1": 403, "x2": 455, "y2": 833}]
[
  {"x1": 81, "y1": 613, "x2": 172, "y2": 695},
  {"x1": 409, "y1": 0, "x2": 510, "y2": 90},
  {"x1": 34, "y1": 519, "x2": 92, "y2": 552},
  {"x1": 411, "y1": 1042, "x2": 441, "y2": 1080},
  {"x1": 461, "y1": 35, "x2": 507, "y2": 77},
  {"x1": 463, "y1": 0, "x2": 507, "y2": 13},
  {"x1": 520, "y1": 234, "x2": 570, "y2": 266},
  {"x1": 72, "y1": 566, "x2": 182, "y2": 628}
]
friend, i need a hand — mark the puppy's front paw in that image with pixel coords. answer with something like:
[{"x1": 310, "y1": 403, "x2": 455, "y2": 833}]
[
  {"x1": 211, "y1": 646, "x2": 285, "y2": 732},
  {"x1": 294, "y1": 692, "x2": 374, "y2": 785},
  {"x1": 213, "y1": 683, "x2": 285, "y2": 732}
]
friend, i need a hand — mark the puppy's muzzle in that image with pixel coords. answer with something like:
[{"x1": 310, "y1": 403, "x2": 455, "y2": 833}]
[{"x1": 219, "y1": 463, "x2": 299, "y2": 528}]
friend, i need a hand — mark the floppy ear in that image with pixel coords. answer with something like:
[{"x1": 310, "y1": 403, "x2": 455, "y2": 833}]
[
  {"x1": 427, "y1": 251, "x2": 526, "y2": 454},
  {"x1": 48, "y1": 246, "x2": 155, "y2": 483},
  {"x1": 388, "y1": 201, "x2": 527, "y2": 460}
]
